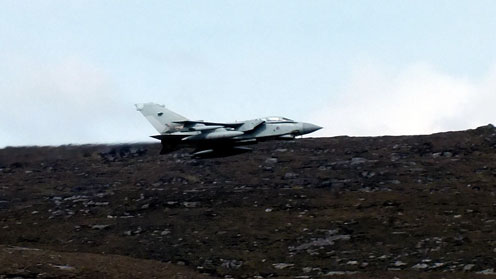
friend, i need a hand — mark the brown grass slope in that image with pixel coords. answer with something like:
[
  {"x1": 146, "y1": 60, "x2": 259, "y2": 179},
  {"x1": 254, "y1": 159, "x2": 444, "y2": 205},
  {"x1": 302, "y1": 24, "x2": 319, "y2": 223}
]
[
  {"x1": 1, "y1": 125, "x2": 496, "y2": 278},
  {"x1": 0, "y1": 245, "x2": 212, "y2": 279}
]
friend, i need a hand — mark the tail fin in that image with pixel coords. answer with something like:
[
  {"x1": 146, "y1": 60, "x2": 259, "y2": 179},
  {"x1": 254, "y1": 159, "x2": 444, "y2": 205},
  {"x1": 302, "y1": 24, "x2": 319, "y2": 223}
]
[{"x1": 135, "y1": 103, "x2": 188, "y2": 133}]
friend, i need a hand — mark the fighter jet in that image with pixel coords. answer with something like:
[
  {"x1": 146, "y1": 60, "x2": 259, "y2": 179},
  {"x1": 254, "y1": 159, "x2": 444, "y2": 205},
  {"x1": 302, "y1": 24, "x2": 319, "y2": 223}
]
[{"x1": 136, "y1": 103, "x2": 322, "y2": 157}]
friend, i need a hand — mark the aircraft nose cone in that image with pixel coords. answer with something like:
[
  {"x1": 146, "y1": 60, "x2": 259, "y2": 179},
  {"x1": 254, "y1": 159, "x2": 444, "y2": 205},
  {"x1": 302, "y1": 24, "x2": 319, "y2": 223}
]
[{"x1": 302, "y1": 123, "x2": 322, "y2": 134}]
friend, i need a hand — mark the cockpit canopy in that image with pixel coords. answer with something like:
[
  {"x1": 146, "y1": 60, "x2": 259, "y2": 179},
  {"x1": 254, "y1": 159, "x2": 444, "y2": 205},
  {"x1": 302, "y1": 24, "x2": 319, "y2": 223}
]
[{"x1": 262, "y1": 116, "x2": 295, "y2": 123}]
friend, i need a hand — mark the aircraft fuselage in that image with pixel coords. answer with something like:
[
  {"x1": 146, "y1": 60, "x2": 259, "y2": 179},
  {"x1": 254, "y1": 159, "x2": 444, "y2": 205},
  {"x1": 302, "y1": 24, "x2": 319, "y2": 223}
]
[{"x1": 136, "y1": 103, "x2": 321, "y2": 157}]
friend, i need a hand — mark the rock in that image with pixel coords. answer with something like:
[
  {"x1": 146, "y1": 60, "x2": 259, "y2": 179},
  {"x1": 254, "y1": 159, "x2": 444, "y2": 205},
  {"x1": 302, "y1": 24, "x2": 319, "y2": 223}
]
[
  {"x1": 477, "y1": 268, "x2": 496, "y2": 275},
  {"x1": 411, "y1": 263, "x2": 428, "y2": 270},
  {"x1": 99, "y1": 145, "x2": 147, "y2": 161},
  {"x1": 51, "y1": 210, "x2": 64, "y2": 217},
  {"x1": 325, "y1": 271, "x2": 358, "y2": 275},
  {"x1": 133, "y1": 227, "x2": 143, "y2": 234},
  {"x1": 302, "y1": 267, "x2": 312, "y2": 273},
  {"x1": 319, "y1": 180, "x2": 332, "y2": 187},
  {"x1": 318, "y1": 165, "x2": 331, "y2": 171},
  {"x1": 265, "y1": 158, "x2": 278, "y2": 164},
  {"x1": 221, "y1": 259, "x2": 243, "y2": 269},
  {"x1": 183, "y1": 202, "x2": 199, "y2": 208},
  {"x1": 361, "y1": 171, "x2": 375, "y2": 178},
  {"x1": 393, "y1": 260, "x2": 407, "y2": 267},
  {"x1": 431, "y1": 262, "x2": 445, "y2": 269},
  {"x1": 291, "y1": 234, "x2": 350, "y2": 251},
  {"x1": 284, "y1": 172, "x2": 298, "y2": 179},
  {"x1": 351, "y1": 157, "x2": 368, "y2": 165},
  {"x1": 49, "y1": 264, "x2": 75, "y2": 271},
  {"x1": 91, "y1": 224, "x2": 111, "y2": 230},
  {"x1": 273, "y1": 263, "x2": 294, "y2": 269},
  {"x1": 327, "y1": 229, "x2": 339, "y2": 235},
  {"x1": 94, "y1": 202, "x2": 109, "y2": 206},
  {"x1": 390, "y1": 153, "x2": 401, "y2": 161},
  {"x1": 463, "y1": 264, "x2": 475, "y2": 271}
]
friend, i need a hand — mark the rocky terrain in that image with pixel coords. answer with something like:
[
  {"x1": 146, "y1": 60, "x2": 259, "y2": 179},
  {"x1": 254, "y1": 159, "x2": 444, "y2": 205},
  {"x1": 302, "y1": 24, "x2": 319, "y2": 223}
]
[{"x1": 2, "y1": 125, "x2": 496, "y2": 278}]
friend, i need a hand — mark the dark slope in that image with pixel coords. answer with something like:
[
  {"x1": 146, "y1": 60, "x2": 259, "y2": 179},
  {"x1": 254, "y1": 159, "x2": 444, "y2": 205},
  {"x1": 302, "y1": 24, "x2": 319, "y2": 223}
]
[{"x1": 1, "y1": 125, "x2": 496, "y2": 278}]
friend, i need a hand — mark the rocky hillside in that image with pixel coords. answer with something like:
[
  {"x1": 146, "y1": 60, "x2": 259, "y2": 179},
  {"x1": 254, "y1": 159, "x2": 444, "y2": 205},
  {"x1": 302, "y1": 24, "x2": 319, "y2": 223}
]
[{"x1": 1, "y1": 125, "x2": 496, "y2": 278}]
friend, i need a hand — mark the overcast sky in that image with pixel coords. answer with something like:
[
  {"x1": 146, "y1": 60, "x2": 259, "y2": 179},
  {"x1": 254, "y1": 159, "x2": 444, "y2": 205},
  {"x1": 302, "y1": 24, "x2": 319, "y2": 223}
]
[{"x1": 1, "y1": 1, "x2": 496, "y2": 147}]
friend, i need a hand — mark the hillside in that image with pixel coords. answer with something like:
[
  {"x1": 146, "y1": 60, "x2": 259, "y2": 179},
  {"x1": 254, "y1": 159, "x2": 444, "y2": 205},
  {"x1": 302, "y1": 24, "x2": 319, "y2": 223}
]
[{"x1": 1, "y1": 125, "x2": 496, "y2": 278}]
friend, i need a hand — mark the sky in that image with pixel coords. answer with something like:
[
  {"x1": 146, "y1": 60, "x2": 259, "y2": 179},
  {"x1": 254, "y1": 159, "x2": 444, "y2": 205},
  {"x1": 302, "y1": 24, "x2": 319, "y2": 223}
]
[{"x1": 1, "y1": 1, "x2": 496, "y2": 147}]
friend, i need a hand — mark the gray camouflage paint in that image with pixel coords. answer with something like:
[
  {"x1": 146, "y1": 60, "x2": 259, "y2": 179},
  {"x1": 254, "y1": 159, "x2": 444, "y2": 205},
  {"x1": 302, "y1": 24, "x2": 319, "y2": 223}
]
[{"x1": 136, "y1": 103, "x2": 321, "y2": 156}]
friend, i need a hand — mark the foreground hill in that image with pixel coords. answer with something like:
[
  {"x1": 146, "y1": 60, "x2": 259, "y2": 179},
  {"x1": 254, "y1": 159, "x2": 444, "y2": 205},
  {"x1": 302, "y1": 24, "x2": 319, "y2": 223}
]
[{"x1": 1, "y1": 125, "x2": 496, "y2": 278}]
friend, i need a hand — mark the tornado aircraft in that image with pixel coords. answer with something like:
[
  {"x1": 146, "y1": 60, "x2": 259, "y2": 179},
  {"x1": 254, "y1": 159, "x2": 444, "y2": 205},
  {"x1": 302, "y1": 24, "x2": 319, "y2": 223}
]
[{"x1": 136, "y1": 103, "x2": 322, "y2": 157}]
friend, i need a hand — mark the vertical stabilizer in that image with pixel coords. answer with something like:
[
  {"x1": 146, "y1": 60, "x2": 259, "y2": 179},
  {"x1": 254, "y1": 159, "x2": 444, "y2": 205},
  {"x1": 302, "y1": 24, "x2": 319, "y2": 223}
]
[{"x1": 135, "y1": 103, "x2": 188, "y2": 133}]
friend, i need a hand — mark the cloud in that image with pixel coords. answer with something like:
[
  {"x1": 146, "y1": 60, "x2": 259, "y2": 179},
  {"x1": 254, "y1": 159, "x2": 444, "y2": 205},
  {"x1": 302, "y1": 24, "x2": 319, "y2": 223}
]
[
  {"x1": 310, "y1": 61, "x2": 496, "y2": 137},
  {"x1": 0, "y1": 57, "x2": 150, "y2": 147},
  {"x1": 2, "y1": 55, "x2": 495, "y2": 147}
]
